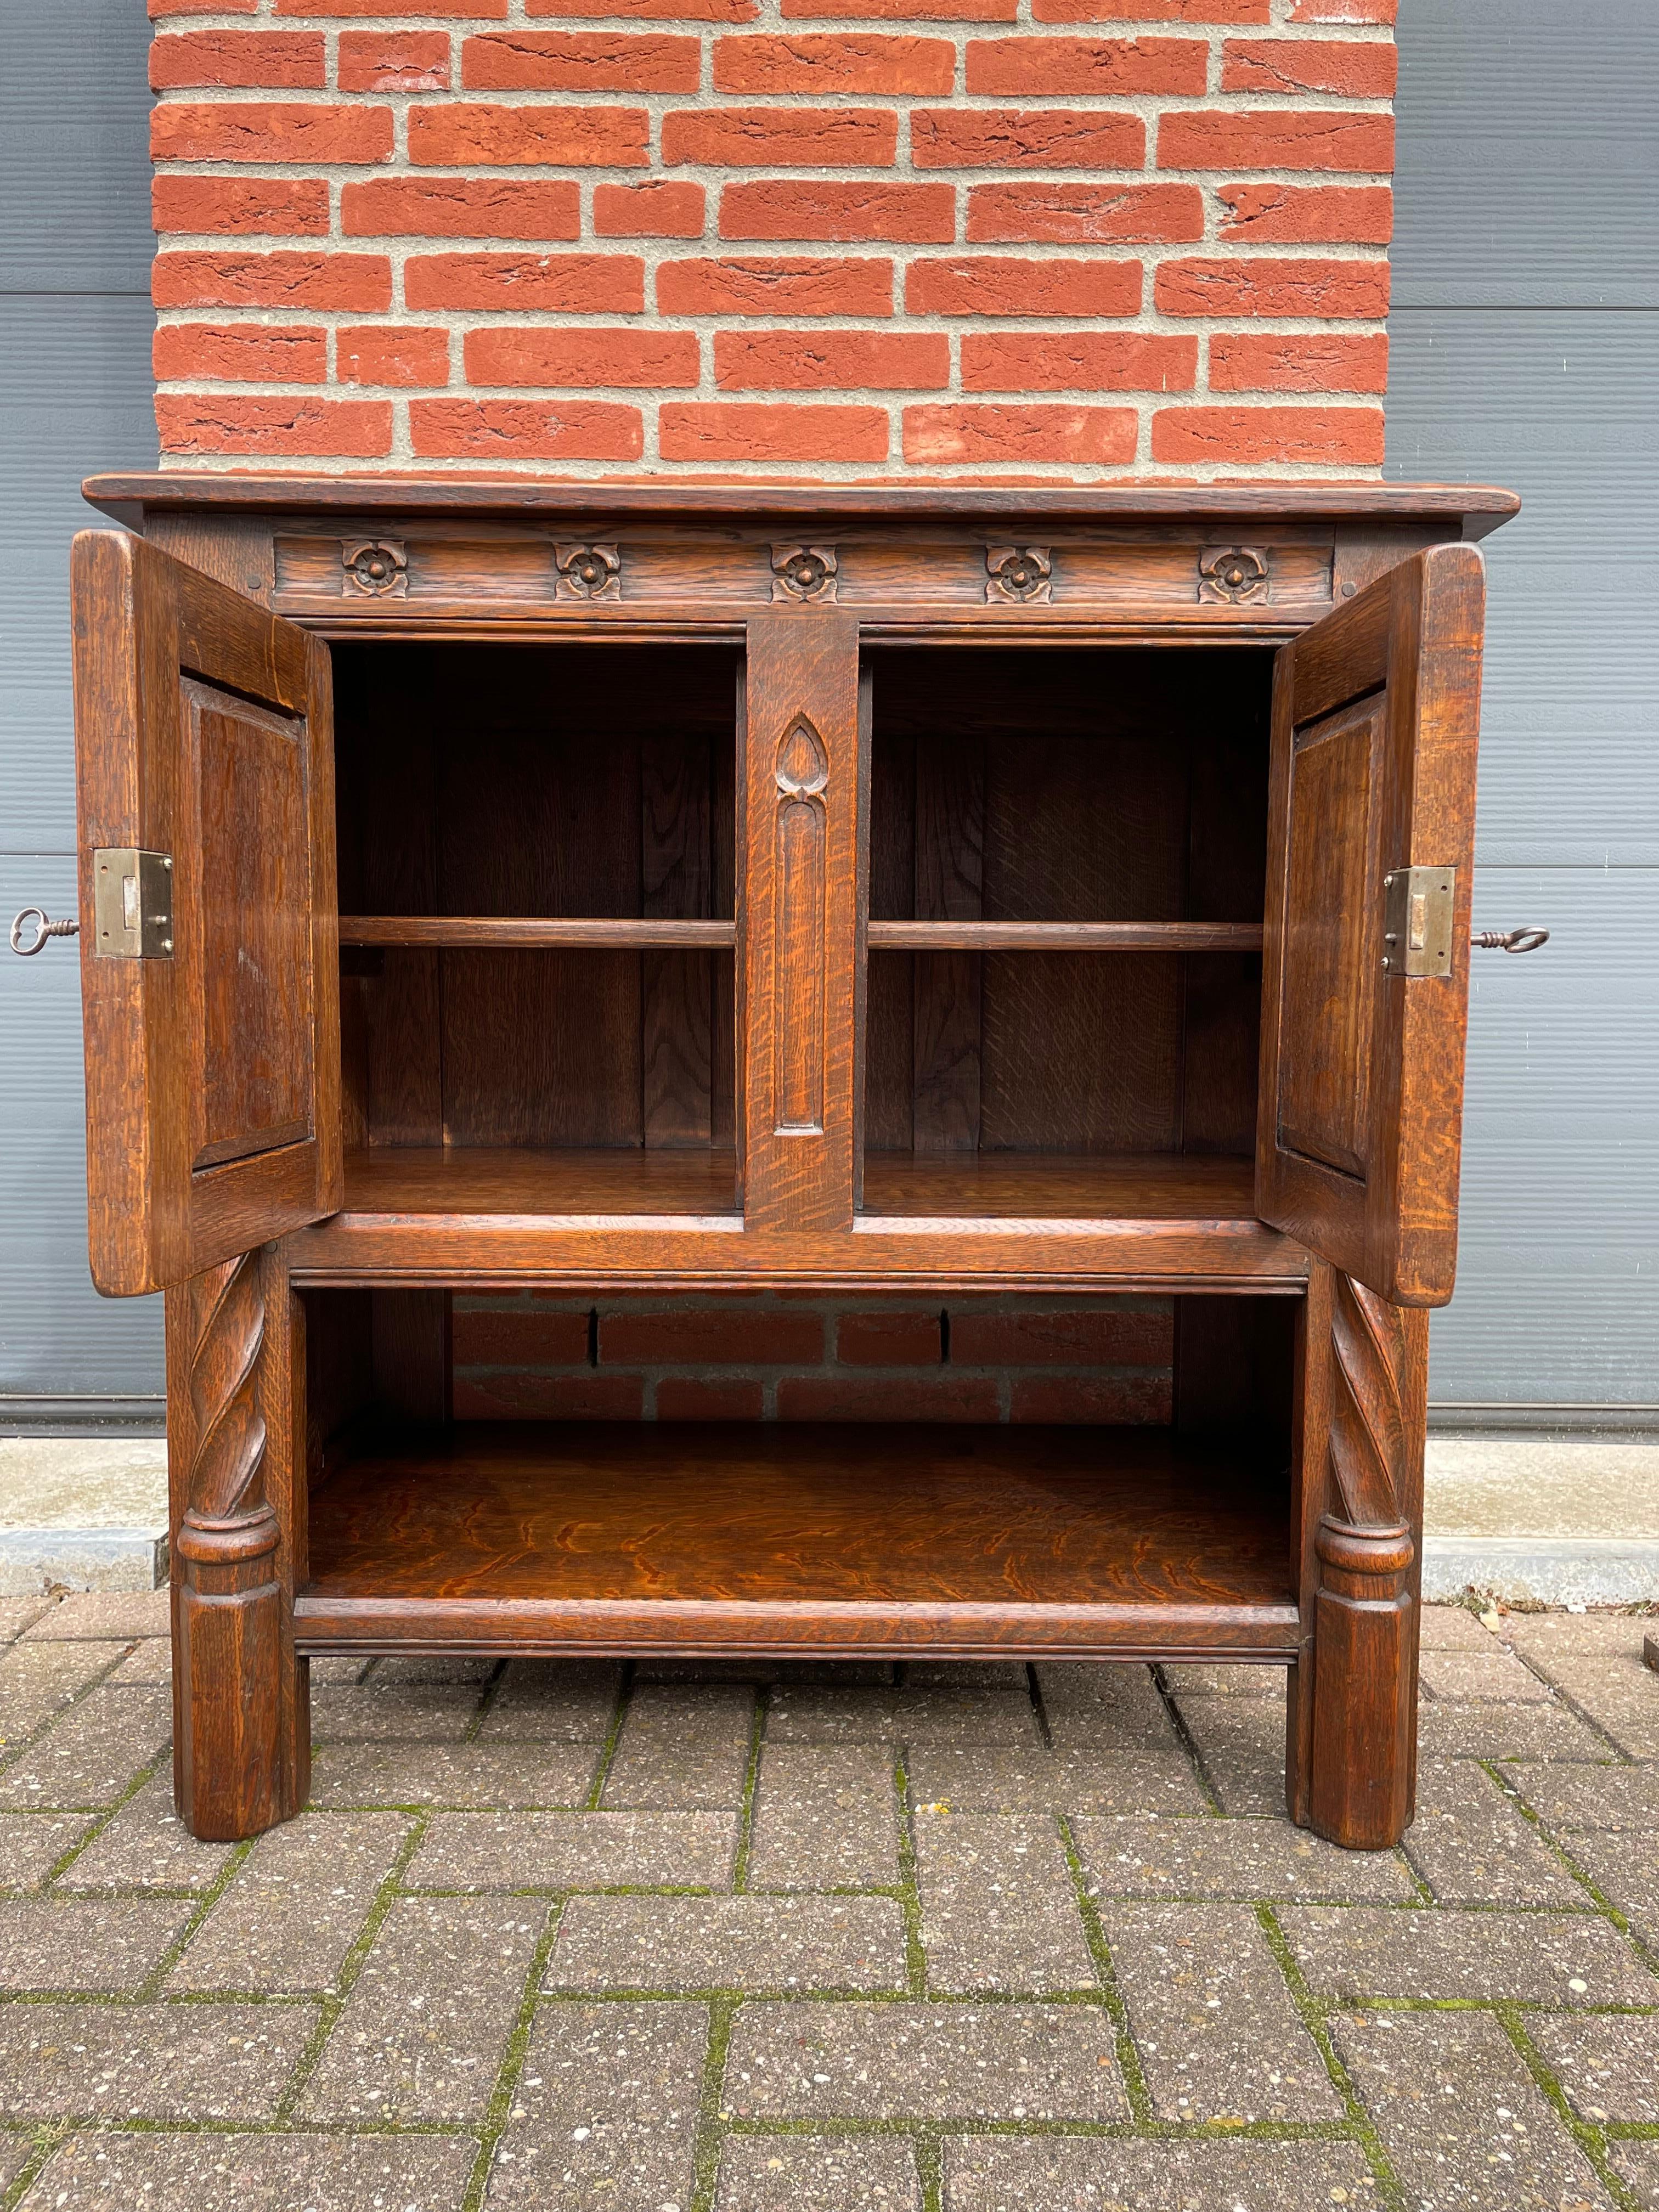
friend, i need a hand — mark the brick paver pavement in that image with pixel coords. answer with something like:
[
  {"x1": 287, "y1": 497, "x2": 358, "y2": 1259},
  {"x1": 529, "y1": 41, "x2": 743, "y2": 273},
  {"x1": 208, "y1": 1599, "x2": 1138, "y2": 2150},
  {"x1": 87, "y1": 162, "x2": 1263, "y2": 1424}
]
[{"x1": 0, "y1": 1591, "x2": 1654, "y2": 2210}]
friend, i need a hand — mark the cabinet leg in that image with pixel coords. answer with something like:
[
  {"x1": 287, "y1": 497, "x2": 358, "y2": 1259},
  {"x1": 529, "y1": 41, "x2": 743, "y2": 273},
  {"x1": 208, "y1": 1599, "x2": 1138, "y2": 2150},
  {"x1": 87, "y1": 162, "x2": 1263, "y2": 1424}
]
[{"x1": 170, "y1": 1251, "x2": 308, "y2": 1842}]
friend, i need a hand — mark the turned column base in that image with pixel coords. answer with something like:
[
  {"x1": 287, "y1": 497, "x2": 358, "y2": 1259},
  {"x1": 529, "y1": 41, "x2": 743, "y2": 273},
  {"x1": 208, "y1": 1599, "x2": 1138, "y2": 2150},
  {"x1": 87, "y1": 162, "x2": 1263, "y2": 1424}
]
[
  {"x1": 174, "y1": 1504, "x2": 304, "y2": 1841},
  {"x1": 1306, "y1": 1516, "x2": 1416, "y2": 1850}
]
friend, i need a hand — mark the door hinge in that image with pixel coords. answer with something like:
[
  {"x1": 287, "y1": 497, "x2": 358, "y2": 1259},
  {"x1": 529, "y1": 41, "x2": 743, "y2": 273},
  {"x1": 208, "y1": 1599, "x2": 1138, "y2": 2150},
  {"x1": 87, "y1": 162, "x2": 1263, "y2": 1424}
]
[
  {"x1": 1382, "y1": 865, "x2": 1454, "y2": 978},
  {"x1": 93, "y1": 849, "x2": 174, "y2": 960}
]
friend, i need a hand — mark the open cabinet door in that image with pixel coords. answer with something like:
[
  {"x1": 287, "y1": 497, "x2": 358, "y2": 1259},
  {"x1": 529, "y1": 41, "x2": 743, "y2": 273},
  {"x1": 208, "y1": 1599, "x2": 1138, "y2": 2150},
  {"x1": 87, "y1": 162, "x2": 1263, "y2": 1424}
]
[
  {"x1": 1257, "y1": 544, "x2": 1485, "y2": 1308},
  {"x1": 72, "y1": 530, "x2": 340, "y2": 1296}
]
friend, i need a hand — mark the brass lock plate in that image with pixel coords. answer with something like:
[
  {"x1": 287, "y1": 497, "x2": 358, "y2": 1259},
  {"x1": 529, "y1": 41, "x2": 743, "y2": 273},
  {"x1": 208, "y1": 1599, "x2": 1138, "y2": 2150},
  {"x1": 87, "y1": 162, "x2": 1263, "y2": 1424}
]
[
  {"x1": 1383, "y1": 865, "x2": 1454, "y2": 978},
  {"x1": 93, "y1": 849, "x2": 174, "y2": 960}
]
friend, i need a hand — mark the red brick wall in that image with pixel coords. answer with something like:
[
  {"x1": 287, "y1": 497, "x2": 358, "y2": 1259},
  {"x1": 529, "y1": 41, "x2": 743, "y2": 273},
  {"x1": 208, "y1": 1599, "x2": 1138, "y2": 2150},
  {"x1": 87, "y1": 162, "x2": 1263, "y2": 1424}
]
[
  {"x1": 452, "y1": 1292, "x2": 1175, "y2": 1420},
  {"x1": 146, "y1": 0, "x2": 1395, "y2": 479}
]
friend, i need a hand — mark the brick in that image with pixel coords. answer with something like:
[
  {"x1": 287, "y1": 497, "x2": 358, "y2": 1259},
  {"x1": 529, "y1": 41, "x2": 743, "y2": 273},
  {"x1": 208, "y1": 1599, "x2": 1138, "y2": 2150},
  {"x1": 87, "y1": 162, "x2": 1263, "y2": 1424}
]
[
  {"x1": 476, "y1": 1657, "x2": 621, "y2": 1742},
  {"x1": 666, "y1": 107, "x2": 899, "y2": 167},
  {"x1": 947, "y1": 2140, "x2": 1374, "y2": 2211},
  {"x1": 1159, "y1": 108, "x2": 1394, "y2": 173},
  {"x1": 836, "y1": 1310, "x2": 941, "y2": 1365},
  {"x1": 659, "y1": 256, "x2": 894, "y2": 316},
  {"x1": 1155, "y1": 256, "x2": 1387, "y2": 317},
  {"x1": 301, "y1": 1895, "x2": 548, "y2": 2121},
  {"x1": 602, "y1": 1308, "x2": 823, "y2": 1364},
  {"x1": 0, "y1": 2001, "x2": 312, "y2": 2121},
  {"x1": 453, "y1": 1367, "x2": 646, "y2": 1420},
  {"x1": 904, "y1": 403, "x2": 1137, "y2": 468},
  {"x1": 55, "y1": 1775, "x2": 232, "y2": 1892},
  {"x1": 1415, "y1": 1697, "x2": 1609, "y2": 1761},
  {"x1": 1034, "y1": 1663, "x2": 1178, "y2": 1753},
  {"x1": 907, "y1": 255, "x2": 1139, "y2": 317},
  {"x1": 909, "y1": 1745, "x2": 1207, "y2": 1815},
  {"x1": 0, "y1": 1646, "x2": 132, "y2": 1748},
  {"x1": 1511, "y1": 1763, "x2": 1659, "y2": 1833},
  {"x1": 1210, "y1": 331, "x2": 1389, "y2": 394},
  {"x1": 1542, "y1": 1657, "x2": 1659, "y2": 1758},
  {"x1": 785, "y1": 0, "x2": 1016, "y2": 17},
  {"x1": 777, "y1": 1373, "x2": 1001, "y2": 1420},
  {"x1": 1289, "y1": 0, "x2": 1395, "y2": 18},
  {"x1": 1558, "y1": 1830, "x2": 1659, "y2": 1946},
  {"x1": 0, "y1": 1900, "x2": 191, "y2": 1993},
  {"x1": 1503, "y1": 1613, "x2": 1654, "y2": 1662},
  {"x1": 408, "y1": 1809, "x2": 736, "y2": 1889},
  {"x1": 1, "y1": 1688, "x2": 170, "y2": 1810},
  {"x1": 1102, "y1": 1901, "x2": 1342, "y2": 2121},
  {"x1": 595, "y1": 179, "x2": 706, "y2": 236},
  {"x1": 1222, "y1": 36, "x2": 1397, "y2": 97},
  {"x1": 172, "y1": 1812, "x2": 409, "y2": 1994},
  {"x1": 726, "y1": 2000, "x2": 1122, "y2": 2118},
  {"x1": 465, "y1": 30, "x2": 699, "y2": 91},
  {"x1": 151, "y1": 176, "x2": 330, "y2": 235},
  {"x1": 337, "y1": 324, "x2": 450, "y2": 388},
  {"x1": 1218, "y1": 181, "x2": 1393, "y2": 244},
  {"x1": 748, "y1": 1743, "x2": 900, "y2": 1887},
  {"x1": 1408, "y1": 1762, "x2": 1589, "y2": 1908},
  {"x1": 26, "y1": 2138, "x2": 476, "y2": 2209},
  {"x1": 915, "y1": 1811, "x2": 1096, "y2": 1992},
  {"x1": 1165, "y1": 1695, "x2": 1281, "y2": 1811},
  {"x1": 153, "y1": 321, "x2": 327, "y2": 383},
  {"x1": 0, "y1": 1813, "x2": 88, "y2": 1887},
  {"x1": 1529, "y1": 2012, "x2": 1659, "y2": 2125},
  {"x1": 549, "y1": 1893, "x2": 907, "y2": 1991},
  {"x1": 409, "y1": 103, "x2": 650, "y2": 167},
  {"x1": 1420, "y1": 1647, "x2": 1554, "y2": 1702},
  {"x1": 1284, "y1": 1906, "x2": 1656, "y2": 2006},
  {"x1": 951, "y1": 1306, "x2": 1171, "y2": 1366},
  {"x1": 966, "y1": 36, "x2": 1206, "y2": 95},
  {"x1": 660, "y1": 401, "x2": 890, "y2": 464},
  {"x1": 914, "y1": 107, "x2": 1144, "y2": 170},
  {"x1": 308, "y1": 1741, "x2": 598, "y2": 1809},
  {"x1": 275, "y1": 0, "x2": 501, "y2": 10},
  {"x1": 718, "y1": 2138, "x2": 921, "y2": 2212},
  {"x1": 1614, "y1": 2146, "x2": 1659, "y2": 2207},
  {"x1": 157, "y1": 394, "x2": 393, "y2": 458},
  {"x1": 153, "y1": 250, "x2": 392, "y2": 311},
  {"x1": 337, "y1": 30, "x2": 452, "y2": 92},
  {"x1": 22, "y1": 1594, "x2": 167, "y2": 1643},
  {"x1": 1074, "y1": 1812, "x2": 1413, "y2": 1901},
  {"x1": 343, "y1": 176, "x2": 582, "y2": 239},
  {"x1": 716, "y1": 35, "x2": 955, "y2": 94},
  {"x1": 1010, "y1": 1373, "x2": 1175, "y2": 1423},
  {"x1": 467, "y1": 326, "x2": 700, "y2": 388},
  {"x1": 151, "y1": 100, "x2": 392, "y2": 165},
  {"x1": 489, "y1": 2003, "x2": 706, "y2": 2210},
  {"x1": 766, "y1": 1684, "x2": 1040, "y2": 1748},
  {"x1": 1332, "y1": 2011, "x2": 1610, "y2": 2212},
  {"x1": 149, "y1": 30, "x2": 325, "y2": 88},
  {"x1": 1421, "y1": 1603, "x2": 1503, "y2": 1650},
  {"x1": 1152, "y1": 404, "x2": 1385, "y2": 467},
  {"x1": 968, "y1": 181, "x2": 1202, "y2": 244},
  {"x1": 312, "y1": 1683, "x2": 484, "y2": 1740},
  {"x1": 602, "y1": 1684, "x2": 755, "y2": 1809},
  {"x1": 721, "y1": 179, "x2": 954, "y2": 244},
  {"x1": 716, "y1": 329, "x2": 949, "y2": 391},
  {"x1": 372, "y1": 1654, "x2": 495, "y2": 1685},
  {"x1": 151, "y1": 0, "x2": 258, "y2": 11},
  {"x1": 529, "y1": 0, "x2": 755, "y2": 15},
  {"x1": 1163, "y1": 1663, "x2": 1281, "y2": 1697},
  {"x1": 657, "y1": 1378, "x2": 767, "y2": 1418},
  {"x1": 1034, "y1": 0, "x2": 1269, "y2": 15}
]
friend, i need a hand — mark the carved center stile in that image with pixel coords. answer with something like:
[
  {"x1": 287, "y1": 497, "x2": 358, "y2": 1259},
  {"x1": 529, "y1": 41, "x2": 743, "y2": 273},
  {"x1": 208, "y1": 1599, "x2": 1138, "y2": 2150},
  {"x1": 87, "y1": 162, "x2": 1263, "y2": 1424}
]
[
  {"x1": 1327, "y1": 1272, "x2": 1410, "y2": 1537},
  {"x1": 187, "y1": 1250, "x2": 268, "y2": 1525},
  {"x1": 773, "y1": 715, "x2": 830, "y2": 1135}
]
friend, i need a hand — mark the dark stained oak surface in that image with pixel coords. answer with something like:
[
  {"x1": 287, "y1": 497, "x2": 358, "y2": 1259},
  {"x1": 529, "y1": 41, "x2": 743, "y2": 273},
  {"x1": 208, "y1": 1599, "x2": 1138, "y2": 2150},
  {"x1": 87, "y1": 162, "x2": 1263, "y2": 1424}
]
[
  {"x1": 342, "y1": 1146, "x2": 740, "y2": 1217},
  {"x1": 304, "y1": 1421, "x2": 1294, "y2": 1611},
  {"x1": 341, "y1": 917, "x2": 737, "y2": 950},
  {"x1": 866, "y1": 922, "x2": 1263, "y2": 953},
  {"x1": 861, "y1": 1150, "x2": 1256, "y2": 1221}
]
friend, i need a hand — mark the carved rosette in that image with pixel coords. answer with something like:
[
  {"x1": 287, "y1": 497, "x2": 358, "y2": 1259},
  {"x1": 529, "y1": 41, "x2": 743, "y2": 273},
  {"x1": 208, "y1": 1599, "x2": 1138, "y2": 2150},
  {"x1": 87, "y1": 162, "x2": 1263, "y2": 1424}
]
[
  {"x1": 341, "y1": 539, "x2": 408, "y2": 597},
  {"x1": 770, "y1": 545, "x2": 839, "y2": 603},
  {"x1": 1198, "y1": 545, "x2": 1269, "y2": 605},
  {"x1": 555, "y1": 542, "x2": 622, "y2": 601},
  {"x1": 985, "y1": 546, "x2": 1052, "y2": 604},
  {"x1": 176, "y1": 1251, "x2": 279, "y2": 1583}
]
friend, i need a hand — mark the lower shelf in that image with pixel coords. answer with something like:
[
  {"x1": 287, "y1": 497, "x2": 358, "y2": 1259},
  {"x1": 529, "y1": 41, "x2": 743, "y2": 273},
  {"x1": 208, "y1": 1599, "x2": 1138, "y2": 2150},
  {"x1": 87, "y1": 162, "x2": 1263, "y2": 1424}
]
[{"x1": 296, "y1": 1421, "x2": 1299, "y2": 1659}]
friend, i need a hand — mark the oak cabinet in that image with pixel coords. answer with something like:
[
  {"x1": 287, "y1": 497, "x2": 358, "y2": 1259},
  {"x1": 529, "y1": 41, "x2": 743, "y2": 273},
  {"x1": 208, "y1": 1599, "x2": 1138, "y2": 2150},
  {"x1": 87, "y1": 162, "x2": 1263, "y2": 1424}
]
[{"x1": 70, "y1": 475, "x2": 1516, "y2": 1848}]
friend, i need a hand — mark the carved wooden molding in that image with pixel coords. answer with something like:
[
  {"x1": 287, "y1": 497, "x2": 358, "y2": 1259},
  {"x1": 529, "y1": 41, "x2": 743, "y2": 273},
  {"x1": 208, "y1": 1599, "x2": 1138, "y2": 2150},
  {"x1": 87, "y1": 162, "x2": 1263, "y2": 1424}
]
[
  {"x1": 772, "y1": 715, "x2": 830, "y2": 1133},
  {"x1": 1326, "y1": 1271, "x2": 1410, "y2": 1533},
  {"x1": 1198, "y1": 545, "x2": 1269, "y2": 605},
  {"x1": 340, "y1": 538, "x2": 407, "y2": 597},
  {"x1": 555, "y1": 542, "x2": 622, "y2": 601},
  {"x1": 177, "y1": 1250, "x2": 279, "y2": 1577},
  {"x1": 985, "y1": 546, "x2": 1052, "y2": 604},
  {"x1": 771, "y1": 545, "x2": 838, "y2": 603}
]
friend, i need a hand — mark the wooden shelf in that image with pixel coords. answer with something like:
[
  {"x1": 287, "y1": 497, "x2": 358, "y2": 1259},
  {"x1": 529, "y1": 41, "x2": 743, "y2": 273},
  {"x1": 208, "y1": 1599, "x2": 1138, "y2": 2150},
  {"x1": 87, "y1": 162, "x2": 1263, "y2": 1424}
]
[
  {"x1": 867, "y1": 922, "x2": 1263, "y2": 953},
  {"x1": 340, "y1": 916, "x2": 736, "y2": 950},
  {"x1": 861, "y1": 1150, "x2": 1256, "y2": 1221},
  {"x1": 342, "y1": 1146, "x2": 740, "y2": 1217},
  {"x1": 296, "y1": 1420, "x2": 1297, "y2": 1658}
]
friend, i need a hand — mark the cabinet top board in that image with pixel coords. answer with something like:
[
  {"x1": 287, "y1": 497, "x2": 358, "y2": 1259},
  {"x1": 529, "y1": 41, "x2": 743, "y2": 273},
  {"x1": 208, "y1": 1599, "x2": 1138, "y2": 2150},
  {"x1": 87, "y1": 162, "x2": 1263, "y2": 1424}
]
[{"x1": 82, "y1": 473, "x2": 1521, "y2": 538}]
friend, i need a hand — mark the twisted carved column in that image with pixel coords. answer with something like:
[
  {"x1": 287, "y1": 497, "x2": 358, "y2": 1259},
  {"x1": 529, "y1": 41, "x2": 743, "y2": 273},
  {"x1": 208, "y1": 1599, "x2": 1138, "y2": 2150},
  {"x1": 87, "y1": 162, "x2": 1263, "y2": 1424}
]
[
  {"x1": 174, "y1": 1250, "x2": 287, "y2": 1839},
  {"x1": 1310, "y1": 1272, "x2": 1420, "y2": 1850}
]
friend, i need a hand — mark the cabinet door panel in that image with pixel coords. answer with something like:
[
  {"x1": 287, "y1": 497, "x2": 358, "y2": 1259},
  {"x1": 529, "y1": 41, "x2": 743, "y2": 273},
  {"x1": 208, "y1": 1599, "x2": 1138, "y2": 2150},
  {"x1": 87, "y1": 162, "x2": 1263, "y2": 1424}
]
[
  {"x1": 1257, "y1": 544, "x2": 1484, "y2": 1307},
  {"x1": 72, "y1": 529, "x2": 340, "y2": 1295}
]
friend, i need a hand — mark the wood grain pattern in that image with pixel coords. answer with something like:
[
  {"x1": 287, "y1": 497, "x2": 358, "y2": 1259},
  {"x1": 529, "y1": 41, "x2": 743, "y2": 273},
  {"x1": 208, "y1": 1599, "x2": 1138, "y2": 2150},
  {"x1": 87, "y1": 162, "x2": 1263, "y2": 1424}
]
[
  {"x1": 341, "y1": 917, "x2": 736, "y2": 950},
  {"x1": 71, "y1": 529, "x2": 340, "y2": 1296},
  {"x1": 1256, "y1": 545, "x2": 1486, "y2": 1306}
]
